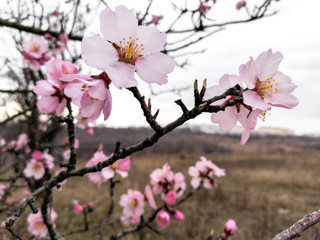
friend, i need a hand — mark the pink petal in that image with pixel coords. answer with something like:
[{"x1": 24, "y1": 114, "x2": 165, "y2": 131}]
[
  {"x1": 80, "y1": 94, "x2": 105, "y2": 121},
  {"x1": 239, "y1": 57, "x2": 257, "y2": 89},
  {"x1": 265, "y1": 93, "x2": 299, "y2": 109},
  {"x1": 34, "y1": 80, "x2": 56, "y2": 96},
  {"x1": 37, "y1": 96, "x2": 59, "y2": 114},
  {"x1": 105, "y1": 62, "x2": 137, "y2": 89},
  {"x1": 81, "y1": 35, "x2": 118, "y2": 70},
  {"x1": 56, "y1": 98, "x2": 67, "y2": 116},
  {"x1": 88, "y1": 80, "x2": 109, "y2": 100},
  {"x1": 64, "y1": 82, "x2": 87, "y2": 107},
  {"x1": 100, "y1": 5, "x2": 138, "y2": 44},
  {"x1": 136, "y1": 26, "x2": 166, "y2": 55},
  {"x1": 255, "y1": 49, "x2": 283, "y2": 81},
  {"x1": 135, "y1": 53, "x2": 175, "y2": 85},
  {"x1": 211, "y1": 107, "x2": 238, "y2": 131},
  {"x1": 101, "y1": 167, "x2": 115, "y2": 179},
  {"x1": 243, "y1": 90, "x2": 270, "y2": 111},
  {"x1": 116, "y1": 170, "x2": 128, "y2": 178},
  {"x1": 103, "y1": 90, "x2": 112, "y2": 121}
]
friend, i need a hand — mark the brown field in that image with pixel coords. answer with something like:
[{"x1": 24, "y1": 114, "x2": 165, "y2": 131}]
[{"x1": 1, "y1": 129, "x2": 320, "y2": 240}]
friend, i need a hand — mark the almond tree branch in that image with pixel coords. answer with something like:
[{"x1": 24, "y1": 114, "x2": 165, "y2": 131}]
[
  {"x1": 5, "y1": 84, "x2": 242, "y2": 229},
  {"x1": 272, "y1": 209, "x2": 320, "y2": 240}
]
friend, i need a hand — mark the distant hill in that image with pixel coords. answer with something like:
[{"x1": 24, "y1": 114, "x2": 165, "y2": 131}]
[{"x1": 65, "y1": 127, "x2": 320, "y2": 159}]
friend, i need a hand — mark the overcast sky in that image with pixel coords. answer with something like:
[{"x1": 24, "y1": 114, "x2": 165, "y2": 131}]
[
  {"x1": 99, "y1": 0, "x2": 320, "y2": 136},
  {"x1": 1, "y1": 0, "x2": 319, "y2": 136}
]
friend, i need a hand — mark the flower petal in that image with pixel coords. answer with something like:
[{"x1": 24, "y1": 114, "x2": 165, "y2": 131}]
[
  {"x1": 255, "y1": 49, "x2": 283, "y2": 80},
  {"x1": 34, "y1": 80, "x2": 56, "y2": 96},
  {"x1": 135, "y1": 53, "x2": 175, "y2": 85},
  {"x1": 81, "y1": 35, "x2": 118, "y2": 70},
  {"x1": 243, "y1": 90, "x2": 270, "y2": 111},
  {"x1": 37, "y1": 96, "x2": 59, "y2": 114},
  {"x1": 105, "y1": 62, "x2": 137, "y2": 89},
  {"x1": 136, "y1": 26, "x2": 166, "y2": 55},
  {"x1": 103, "y1": 90, "x2": 112, "y2": 120},
  {"x1": 100, "y1": 5, "x2": 138, "y2": 43}
]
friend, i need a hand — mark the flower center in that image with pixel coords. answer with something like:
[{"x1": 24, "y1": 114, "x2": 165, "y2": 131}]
[
  {"x1": 256, "y1": 77, "x2": 278, "y2": 97},
  {"x1": 32, "y1": 44, "x2": 39, "y2": 52},
  {"x1": 113, "y1": 37, "x2": 144, "y2": 65},
  {"x1": 129, "y1": 198, "x2": 138, "y2": 208},
  {"x1": 35, "y1": 221, "x2": 43, "y2": 229},
  {"x1": 111, "y1": 162, "x2": 118, "y2": 170},
  {"x1": 33, "y1": 164, "x2": 41, "y2": 172}
]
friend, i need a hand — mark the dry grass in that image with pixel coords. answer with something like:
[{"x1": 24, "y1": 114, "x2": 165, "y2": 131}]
[{"x1": 2, "y1": 147, "x2": 320, "y2": 240}]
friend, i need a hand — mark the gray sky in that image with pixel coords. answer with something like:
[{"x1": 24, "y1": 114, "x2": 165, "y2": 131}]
[
  {"x1": 102, "y1": 0, "x2": 320, "y2": 136},
  {"x1": 1, "y1": 0, "x2": 319, "y2": 136}
]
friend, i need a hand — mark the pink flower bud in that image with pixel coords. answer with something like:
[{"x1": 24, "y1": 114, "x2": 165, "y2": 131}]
[
  {"x1": 87, "y1": 202, "x2": 94, "y2": 210},
  {"x1": 164, "y1": 192, "x2": 176, "y2": 205},
  {"x1": 74, "y1": 203, "x2": 83, "y2": 213},
  {"x1": 156, "y1": 210, "x2": 170, "y2": 228},
  {"x1": 236, "y1": 0, "x2": 246, "y2": 10},
  {"x1": 172, "y1": 210, "x2": 184, "y2": 222},
  {"x1": 224, "y1": 219, "x2": 237, "y2": 237},
  {"x1": 32, "y1": 151, "x2": 43, "y2": 161},
  {"x1": 85, "y1": 127, "x2": 94, "y2": 136},
  {"x1": 44, "y1": 34, "x2": 52, "y2": 39}
]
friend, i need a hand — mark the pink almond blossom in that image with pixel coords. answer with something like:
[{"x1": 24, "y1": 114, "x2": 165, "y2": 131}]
[
  {"x1": 32, "y1": 151, "x2": 43, "y2": 161},
  {"x1": 144, "y1": 185, "x2": 157, "y2": 209},
  {"x1": 205, "y1": 74, "x2": 262, "y2": 144},
  {"x1": 188, "y1": 156, "x2": 225, "y2": 189},
  {"x1": 119, "y1": 189, "x2": 145, "y2": 221},
  {"x1": 236, "y1": 0, "x2": 246, "y2": 10},
  {"x1": 240, "y1": 49, "x2": 299, "y2": 112},
  {"x1": 46, "y1": 59, "x2": 78, "y2": 87},
  {"x1": 33, "y1": 79, "x2": 66, "y2": 115},
  {"x1": 74, "y1": 203, "x2": 83, "y2": 213},
  {"x1": 199, "y1": 1, "x2": 211, "y2": 15},
  {"x1": 27, "y1": 209, "x2": 58, "y2": 237},
  {"x1": 164, "y1": 192, "x2": 176, "y2": 205},
  {"x1": 24, "y1": 159, "x2": 45, "y2": 180},
  {"x1": 151, "y1": 15, "x2": 163, "y2": 25},
  {"x1": 23, "y1": 36, "x2": 49, "y2": 59},
  {"x1": 61, "y1": 72, "x2": 112, "y2": 121},
  {"x1": 86, "y1": 150, "x2": 109, "y2": 186},
  {"x1": 224, "y1": 219, "x2": 238, "y2": 237},
  {"x1": 155, "y1": 209, "x2": 170, "y2": 228},
  {"x1": 101, "y1": 156, "x2": 131, "y2": 180},
  {"x1": 171, "y1": 209, "x2": 184, "y2": 222},
  {"x1": 81, "y1": 5, "x2": 175, "y2": 89}
]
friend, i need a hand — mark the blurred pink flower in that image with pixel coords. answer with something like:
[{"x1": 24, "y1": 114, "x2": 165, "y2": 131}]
[
  {"x1": 76, "y1": 114, "x2": 95, "y2": 136},
  {"x1": 27, "y1": 209, "x2": 58, "y2": 237},
  {"x1": 53, "y1": 34, "x2": 69, "y2": 56},
  {"x1": 164, "y1": 192, "x2": 176, "y2": 205},
  {"x1": 81, "y1": 5, "x2": 175, "y2": 89},
  {"x1": 151, "y1": 15, "x2": 163, "y2": 25},
  {"x1": 86, "y1": 150, "x2": 109, "y2": 186},
  {"x1": 0, "y1": 184, "x2": 7, "y2": 197},
  {"x1": 172, "y1": 209, "x2": 184, "y2": 222},
  {"x1": 120, "y1": 214, "x2": 140, "y2": 225},
  {"x1": 87, "y1": 202, "x2": 94, "y2": 210},
  {"x1": 24, "y1": 159, "x2": 45, "y2": 180},
  {"x1": 74, "y1": 203, "x2": 83, "y2": 213},
  {"x1": 119, "y1": 189, "x2": 144, "y2": 221},
  {"x1": 32, "y1": 151, "x2": 43, "y2": 161},
  {"x1": 199, "y1": 1, "x2": 211, "y2": 15},
  {"x1": 236, "y1": 0, "x2": 246, "y2": 10},
  {"x1": 240, "y1": 49, "x2": 299, "y2": 112},
  {"x1": 224, "y1": 219, "x2": 238, "y2": 237},
  {"x1": 101, "y1": 156, "x2": 131, "y2": 179},
  {"x1": 144, "y1": 185, "x2": 157, "y2": 209},
  {"x1": 23, "y1": 36, "x2": 49, "y2": 59},
  {"x1": 61, "y1": 73, "x2": 112, "y2": 121},
  {"x1": 188, "y1": 156, "x2": 225, "y2": 189},
  {"x1": 155, "y1": 209, "x2": 170, "y2": 228}
]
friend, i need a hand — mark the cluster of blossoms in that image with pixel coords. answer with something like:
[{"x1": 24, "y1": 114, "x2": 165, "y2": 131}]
[
  {"x1": 86, "y1": 150, "x2": 131, "y2": 186},
  {"x1": 1, "y1": 133, "x2": 30, "y2": 153},
  {"x1": 118, "y1": 158, "x2": 224, "y2": 229},
  {"x1": 205, "y1": 49, "x2": 299, "y2": 144},
  {"x1": 24, "y1": 150, "x2": 55, "y2": 180},
  {"x1": 73, "y1": 201, "x2": 94, "y2": 213},
  {"x1": 27, "y1": 209, "x2": 58, "y2": 237},
  {"x1": 23, "y1": 36, "x2": 51, "y2": 71},
  {"x1": 33, "y1": 59, "x2": 112, "y2": 121}
]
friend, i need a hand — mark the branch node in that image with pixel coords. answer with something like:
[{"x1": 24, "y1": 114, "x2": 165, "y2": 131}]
[{"x1": 175, "y1": 99, "x2": 188, "y2": 113}]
